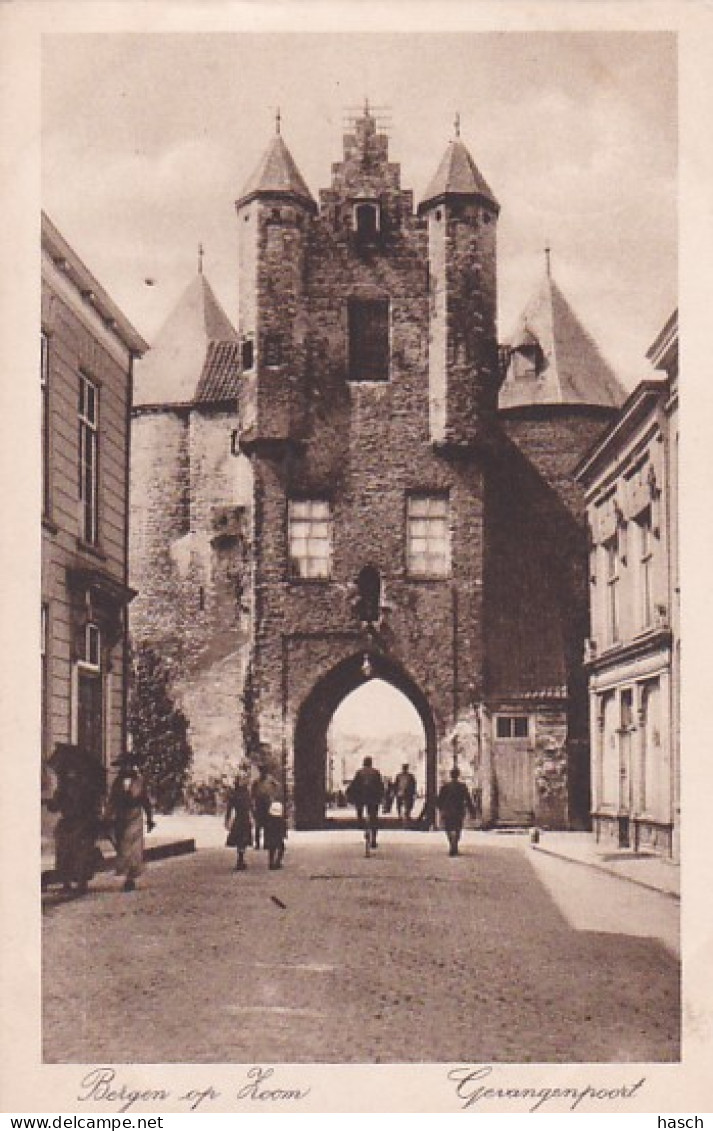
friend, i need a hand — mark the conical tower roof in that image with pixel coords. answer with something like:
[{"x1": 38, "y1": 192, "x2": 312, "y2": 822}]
[
  {"x1": 499, "y1": 271, "x2": 626, "y2": 410},
  {"x1": 419, "y1": 137, "x2": 499, "y2": 213},
  {"x1": 133, "y1": 272, "x2": 239, "y2": 408},
  {"x1": 236, "y1": 129, "x2": 316, "y2": 212}
]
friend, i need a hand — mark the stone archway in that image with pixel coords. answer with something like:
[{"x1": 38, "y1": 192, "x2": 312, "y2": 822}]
[{"x1": 293, "y1": 652, "x2": 438, "y2": 830}]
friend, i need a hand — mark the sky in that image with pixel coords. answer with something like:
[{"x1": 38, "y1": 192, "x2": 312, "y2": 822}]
[{"x1": 41, "y1": 31, "x2": 677, "y2": 389}]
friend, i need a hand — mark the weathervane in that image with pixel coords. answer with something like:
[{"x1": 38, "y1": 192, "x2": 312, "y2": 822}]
[{"x1": 454, "y1": 111, "x2": 461, "y2": 138}]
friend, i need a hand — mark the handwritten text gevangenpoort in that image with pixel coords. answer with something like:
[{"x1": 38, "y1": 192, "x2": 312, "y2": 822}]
[{"x1": 448, "y1": 1065, "x2": 646, "y2": 1113}]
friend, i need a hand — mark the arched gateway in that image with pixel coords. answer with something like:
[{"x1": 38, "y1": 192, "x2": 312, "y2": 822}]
[{"x1": 294, "y1": 653, "x2": 437, "y2": 829}]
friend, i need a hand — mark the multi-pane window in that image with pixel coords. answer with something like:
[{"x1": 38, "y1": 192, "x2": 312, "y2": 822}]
[
  {"x1": 636, "y1": 507, "x2": 653, "y2": 629},
  {"x1": 78, "y1": 374, "x2": 99, "y2": 544},
  {"x1": 288, "y1": 500, "x2": 332, "y2": 580},
  {"x1": 605, "y1": 536, "x2": 620, "y2": 644},
  {"x1": 495, "y1": 716, "x2": 529, "y2": 739},
  {"x1": 348, "y1": 298, "x2": 389, "y2": 381},
  {"x1": 406, "y1": 494, "x2": 450, "y2": 578},
  {"x1": 41, "y1": 332, "x2": 50, "y2": 515}
]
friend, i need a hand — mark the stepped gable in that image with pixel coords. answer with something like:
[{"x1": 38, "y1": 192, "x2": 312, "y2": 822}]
[
  {"x1": 500, "y1": 271, "x2": 626, "y2": 410},
  {"x1": 133, "y1": 273, "x2": 238, "y2": 408}
]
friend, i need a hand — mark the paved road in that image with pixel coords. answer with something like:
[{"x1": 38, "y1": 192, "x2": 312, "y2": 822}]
[{"x1": 42, "y1": 831, "x2": 680, "y2": 1064}]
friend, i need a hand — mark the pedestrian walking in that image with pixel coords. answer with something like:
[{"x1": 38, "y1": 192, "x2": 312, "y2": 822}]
[
  {"x1": 436, "y1": 766, "x2": 476, "y2": 857},
  {"x1": 347, "y1": 756, "x2": 384, "y2": 849},
  {"x1": 225, "y1": 773, "x2": 253, "y2": 870},
  {"x1": 382, "y1": 777, "x2": 395, "y2": 815},
  {"x1": 394, "y1": 762, "x2": 417, "y2": 824},
  {"x1": 264, "y1": 801, "x2": 287, "y2": 870},
  {"x1": 107, "y1": 756, "x2": 155, "y2": 892},
  {"x1": 46, "y1": 742, "x2": 105, "y2": 896},
  {"x1": 250, "y1": 764, "x2": 276, "y2": 849}
]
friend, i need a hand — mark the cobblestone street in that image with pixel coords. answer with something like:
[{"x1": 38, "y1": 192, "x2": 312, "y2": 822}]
[{"x1": 42, "y1": 831, "x2": 680, "y2": 1064}]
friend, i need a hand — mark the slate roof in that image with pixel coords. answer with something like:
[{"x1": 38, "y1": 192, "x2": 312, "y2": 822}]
[
  {"x1": 419, "y1": 139, "x2": 499, "y2": 212},
  {"x1": 133, "y1": 273, "x2": 238, "y2": 408},
  {"x1": 236, "y1": 133, "x2": 316, "y2": 211},
  {"x1": 499, "y1": 273, "x2": 626, "y2": 411}
]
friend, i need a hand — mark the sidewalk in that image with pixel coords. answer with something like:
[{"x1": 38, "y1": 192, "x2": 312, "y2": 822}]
[{"x1": 528, "y1": 830, "x2": 680, "y2": 900}]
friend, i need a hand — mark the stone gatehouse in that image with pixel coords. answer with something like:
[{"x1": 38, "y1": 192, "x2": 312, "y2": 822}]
[{"x1": 130, "y1": 107, "x2": 625, "y2": 828}]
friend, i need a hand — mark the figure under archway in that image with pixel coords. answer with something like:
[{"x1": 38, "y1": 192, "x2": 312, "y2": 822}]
[{"x1": 293, "y1": 653, "x2": 437, "y2": 829}]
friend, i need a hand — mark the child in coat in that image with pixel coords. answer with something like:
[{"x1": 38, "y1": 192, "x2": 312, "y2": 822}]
[{"x1": 264, "y1": 801, "x2": 287, "y2": 870}]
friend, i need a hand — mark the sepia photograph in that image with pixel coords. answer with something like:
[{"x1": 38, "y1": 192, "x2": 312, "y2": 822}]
[{"x1": 2, "y1": 2, "x2": 712, "y2": 1116}]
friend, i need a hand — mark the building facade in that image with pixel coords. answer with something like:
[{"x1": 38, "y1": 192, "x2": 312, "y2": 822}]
[
  {"x1": 41, "y1": 212, "x2": 147, "y2": 791},
  {"x1": 576, "y1": 312, "x2": 679, "y2": 858}
]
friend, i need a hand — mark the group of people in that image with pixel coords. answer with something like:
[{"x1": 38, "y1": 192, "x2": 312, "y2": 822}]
[
  {"x1": 346, "y1": 756, "x2": 477, "y2": 856},
  {"x1": 224, "y1": 764, "x2": 287, "y2": 871},
  {"x1": 45, "y1": 743, "x2": 477, "y2": 898},
  {"x1": 45, "y1": 742, "x2": 154, "y2": 897}
]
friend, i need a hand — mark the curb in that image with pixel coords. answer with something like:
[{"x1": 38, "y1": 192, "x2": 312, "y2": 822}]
[
  {"x1": 530, "y1": 842, "x2": 680, "y2": 901},
  {"x1": 41, "y1": 837, "x2": 196, "y2": 889}
]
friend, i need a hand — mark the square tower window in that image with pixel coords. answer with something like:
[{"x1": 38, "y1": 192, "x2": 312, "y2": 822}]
[
  {"x1": 348, "y1": 298, "x2": 389, "y2": 382},
  {"x1": 406, "y1": 493, "x2": 450, "y2": 578},
  {"x1": 353, "y1": 201, "x2": 380, "y2": 240},
  {"x1": 288, "y1": 500, "x2": 332, "y2": 580}
]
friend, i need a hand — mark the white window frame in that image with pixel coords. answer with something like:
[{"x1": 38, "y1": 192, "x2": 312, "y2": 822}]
[
  {"x1": 605, "y1": 535, "x2": 620, "y2": 645},
  {"x1": 494, "y1": 715, "x2": 530, "y2": 740},
  {"x1": 636, "y1": 507, "x2": 654, "y2": 630},
  {"x1": 288, "y1": 499, "x2": 332, "y2": 580},
  {"x1": 85, "y1": 622, "x2": 101, "y2": 670},
  {"x1": 78, "y1": 372, "x2": 99, "y2": 545},
  {"x1": 406, "y1": 493, "x2": 450, "y2": 579}
]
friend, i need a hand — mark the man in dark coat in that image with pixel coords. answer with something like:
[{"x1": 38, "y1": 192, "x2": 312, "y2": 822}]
[
  {"x1": 250, "y1": 764, "x2": 276, "y2": 849},
  {"x1": 394, "y1": 762, "x2": 417, "y2": 824},
  {"x1": 347, "y1": 756, "x2": 384, "y2": 849},
  {"x1": 436, "y1": 766, "x2": 477, "y2": 856}
]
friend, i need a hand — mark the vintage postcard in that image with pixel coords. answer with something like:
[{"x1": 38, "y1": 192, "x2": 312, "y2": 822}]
[{"x1": 1, "y1": 0, "x2": 712, "y2": 1118}]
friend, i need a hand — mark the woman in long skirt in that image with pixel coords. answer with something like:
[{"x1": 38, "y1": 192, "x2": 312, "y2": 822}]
[
  {"x1": 225, "y1": 774, "x2": 253, "y2": 870},
  {"x1": 107, "y1": 758, "x2": 155, "y2": 892},
  {"x1": 47, "y1": 743, "x2": 105, "y2": 896}
]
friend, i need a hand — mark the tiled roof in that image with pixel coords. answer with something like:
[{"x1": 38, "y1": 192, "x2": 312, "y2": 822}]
[
  {"x1": 419, "y1": 139, "x2": 499, "y2": 212},
  {"x1": 500, "y1": 273, "x2": 626, "y2": 411},
  {"x1": 133, "y1": 273, "x2": 237, "y2": 408},
  {"x1": 194, "y1": 341, "x2": 241, "y2": 403},
  {"x1": 236, "y1": 133, "x2": 316, "y2": 211}
]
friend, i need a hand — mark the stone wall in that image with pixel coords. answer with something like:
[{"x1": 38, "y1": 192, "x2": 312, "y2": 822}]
[{"x1": 129, "y1": 406, "x2": 252, "y2": 777}]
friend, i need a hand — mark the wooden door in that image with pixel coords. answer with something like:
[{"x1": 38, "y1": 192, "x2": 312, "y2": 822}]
[{"x1": 493, "y1": 725, "x2": 535, "y2": 825}]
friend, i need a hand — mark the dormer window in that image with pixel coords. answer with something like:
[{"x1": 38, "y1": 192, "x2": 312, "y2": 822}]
[
  {"x1": 353, "y1": 201, "x2": 380, "y2": 241},
  {"x1": 511, "y1": 339, "x2": 544, "y2": 380}
]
